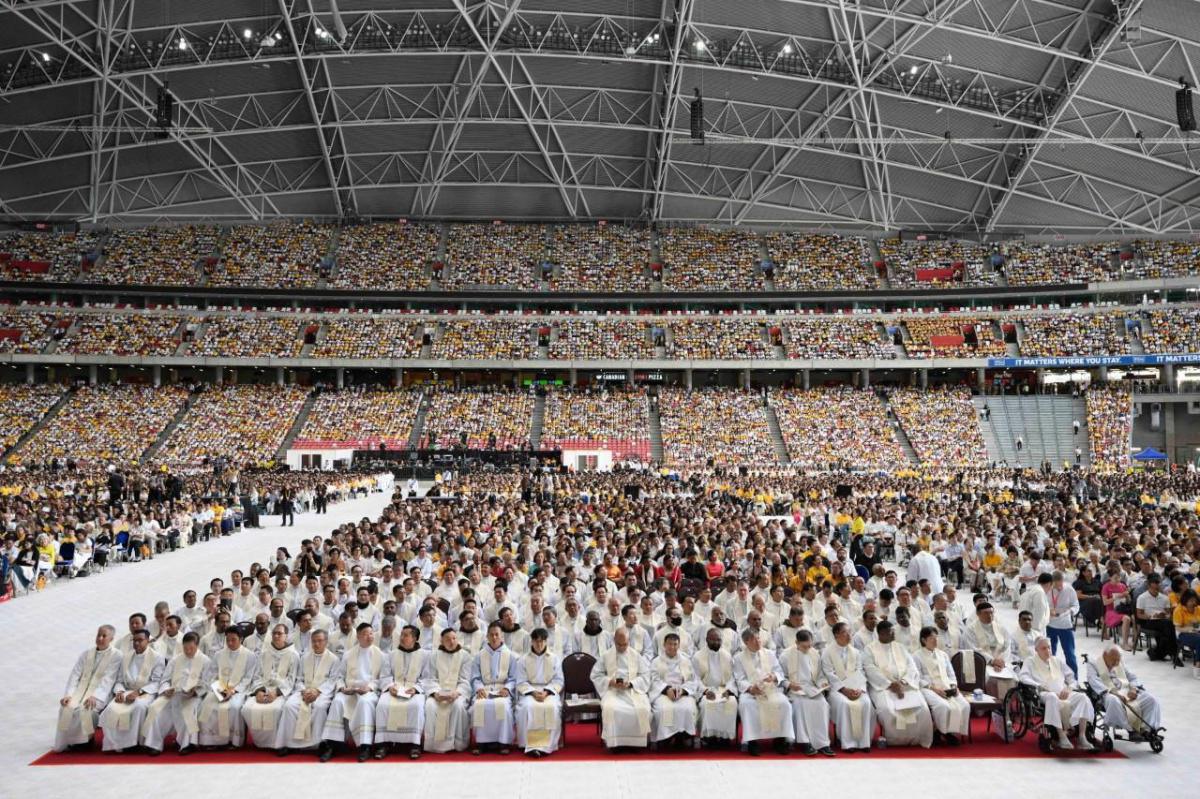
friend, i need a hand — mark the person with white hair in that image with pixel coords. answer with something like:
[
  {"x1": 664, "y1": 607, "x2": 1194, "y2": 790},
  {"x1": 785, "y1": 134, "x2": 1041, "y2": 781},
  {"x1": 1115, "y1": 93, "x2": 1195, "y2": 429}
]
[
  {"x1": 1019, "y1": 636, "x2": 1093, "y2": 750},
  {"x1": 1085, "y1": 644, "x2": 1162, "y2": 735},
  {"x1": 55, "y1": 625, "x2": 121, "y2": 752}
]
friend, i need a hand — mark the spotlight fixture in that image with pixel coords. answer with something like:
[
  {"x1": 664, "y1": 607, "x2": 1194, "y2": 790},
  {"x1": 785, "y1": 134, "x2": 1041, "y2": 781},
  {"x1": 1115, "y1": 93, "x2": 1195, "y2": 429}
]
[
  {"x1": 243, "y1": 28, "x2": 253, "y2": 40},
  {"x1": 41, "y1": 52, "x2": 51, "y2": 63},
  {"x1": 1177, "y1": 78, "x2": 1196, "y2": 132}
]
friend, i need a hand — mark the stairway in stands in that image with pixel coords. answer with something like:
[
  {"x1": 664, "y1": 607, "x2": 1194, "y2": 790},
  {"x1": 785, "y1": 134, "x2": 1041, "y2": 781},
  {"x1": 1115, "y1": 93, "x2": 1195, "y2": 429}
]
[
  {"x1": 867, "y1": 239, "x2": 890, "y2": 289},
  {"x1": 764, "y1": 403, "x2": 791, "y2": 464},
  {"x1": 407, "y1": 390, "x2": 430, "y2": 449},
  {"x1": 141, "y1": 387, "x2": 200, "y2": 463},
  {"x1": 648, "y1": 397, "x2": 664, "y2": 463},
  {"x1": 973, "y1": 393, "x2": 1084, "y2": 470},
  {"x1": 530, "y1": 393, "x2": 547, "y2": 450},
  {"x1": 2, "y1": 386, "x2": 75, "y2": 461},
  {"x1": 274, "y1": 389, "x2": 318, "y2": 460}
]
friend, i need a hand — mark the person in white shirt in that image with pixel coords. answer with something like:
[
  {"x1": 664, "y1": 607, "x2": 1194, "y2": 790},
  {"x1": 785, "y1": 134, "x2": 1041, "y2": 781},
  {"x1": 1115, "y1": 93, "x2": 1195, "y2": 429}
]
[
  {"x1": 1045, "y1": 570, "x2": 1080, "y2": 677},
  {"x1": 906, "y1": 544, "x2": 944, "y2": 595},
  {"x1": 1019, "y1": 572, "x2": 1052, "y2": 635}
]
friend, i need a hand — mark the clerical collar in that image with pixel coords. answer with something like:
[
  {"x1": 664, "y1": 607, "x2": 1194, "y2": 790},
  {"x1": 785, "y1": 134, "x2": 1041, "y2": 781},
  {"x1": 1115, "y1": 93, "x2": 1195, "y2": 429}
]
[{"x1": 272, "y1": 643, "x2": 290, "y2": 651}]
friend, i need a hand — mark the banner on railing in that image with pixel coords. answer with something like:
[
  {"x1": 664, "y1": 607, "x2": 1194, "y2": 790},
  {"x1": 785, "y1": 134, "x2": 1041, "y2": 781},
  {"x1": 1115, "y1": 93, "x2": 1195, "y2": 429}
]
[{"x1": 987, "y1": 354, "x2": 1200, "y2": 368}]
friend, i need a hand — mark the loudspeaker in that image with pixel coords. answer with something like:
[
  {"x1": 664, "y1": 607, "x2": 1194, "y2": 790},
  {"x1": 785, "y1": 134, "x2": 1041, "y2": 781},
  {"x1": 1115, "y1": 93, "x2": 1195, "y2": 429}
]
[
  {"x1": 689, "y1": 89, "x2": 704, "y2": 142},
  {"x1": 155, "y1": 85, "x2": 175, "y2": 139},
  {"x1": 1177, "y1": 84, "x2": 1196, "y2": 132}
]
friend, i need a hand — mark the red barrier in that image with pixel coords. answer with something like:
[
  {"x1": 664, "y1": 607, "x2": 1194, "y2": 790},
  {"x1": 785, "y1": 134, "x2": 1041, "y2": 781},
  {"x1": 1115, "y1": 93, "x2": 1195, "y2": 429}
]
[{"x1": 914, "y1": 264, "x2": 961, "y2": 282}]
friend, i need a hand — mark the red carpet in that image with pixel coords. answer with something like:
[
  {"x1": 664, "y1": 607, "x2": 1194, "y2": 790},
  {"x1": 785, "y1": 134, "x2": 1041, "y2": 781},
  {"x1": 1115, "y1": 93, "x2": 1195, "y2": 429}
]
[{"x1": 32, "y1": 718, "x2": 1124, "y2": 765}]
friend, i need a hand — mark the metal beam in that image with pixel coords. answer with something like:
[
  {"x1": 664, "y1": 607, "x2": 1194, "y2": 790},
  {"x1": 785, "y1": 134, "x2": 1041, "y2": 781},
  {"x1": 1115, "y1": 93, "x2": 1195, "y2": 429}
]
[
  {"x1": 278, "y1": 0, "x2": 344, "y2": 217},
  {"x1": 648, "y1": 0, "x2": 694, "y2": 222},
  {"x1": 986, "y1": 0, "x2": 1148, "y2": 232}
]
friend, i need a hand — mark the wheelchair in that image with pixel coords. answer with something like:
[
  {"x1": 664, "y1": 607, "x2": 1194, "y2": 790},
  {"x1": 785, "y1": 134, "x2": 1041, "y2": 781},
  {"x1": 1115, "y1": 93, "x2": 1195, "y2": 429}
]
[
  {"x1": 1001, "y1": 679, "x2": 1102, "y2": 754},
  {"x1": 1077, "y1": 654, "x2": 1165, "y2": 754}
]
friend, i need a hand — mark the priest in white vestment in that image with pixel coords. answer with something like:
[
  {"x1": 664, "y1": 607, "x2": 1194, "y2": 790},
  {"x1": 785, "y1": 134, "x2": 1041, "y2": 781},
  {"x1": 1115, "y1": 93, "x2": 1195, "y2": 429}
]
[
  {"x1": 373, "y1": 625, "x2": 429, "y2": 758},
  {"x1": 242, "y1": 625, "x2": 299, "y2": 749},
  {"x1": 98, "y1": 630, "x2": 165, "y2": 752},
  {"x1": 864, "y1": 621, "x2": 934, "y2": 748},
  {"x1": 277, "y1": 629, "x2": 339, "y2": 756},
  {"x1": 540, "y1": 608, "x2": 577, "y2": 657},
  {"x1": 734, "y1": 628, "x2": 794, "y2": 754},
  {"x1": 962, "y1": 602, "x2": 1017, "y2": 703},
  {"x1": 55, "y1": 625, "x2": 121, "y2": 752},
  {"x1": 591, "y1": 627, "x2": 652, "y2": 749},
  {"x1": 1018, "y1": 637, "x2": 1093, "y2": 750},
  {"x1": 321, "y1": 623, "x2": 389, "y2": 761},
  {"x1": 577, "y1": 612, "x2": 613, "y2": 658},
  {"x1": 821, "y1": 622, "x2": 874, "y2": 751},
  {"x1": 781, "y1": 629, "x2": 834, "y2": 756},
  {"x1": 143, "y1": 632, "x2": 210, "y2": 754},
  {"x1": 915, "y1": 626, "x2": 970, "y2": 744},
  {"x1": 514, "y1": 628, "x2": 564, "y2": 756},
  {"x1": 421, "y1": 628, "x2": 473, "y2": 753},
  {"x1": 692, "y1": 628, "x2": 738, "y2": 743},
  {"x1": 198, "y1": 627, "x2": 260, "y2": 748},
  {"x1": 1085, "y1": 645, "x2": 1162, "y2": 735},
  {"x1": 470, "y1": 623, "x2": 517, "y2": 752},
  {"x1": 649, "y1": 633, "x2": 701, "y2": 747}
]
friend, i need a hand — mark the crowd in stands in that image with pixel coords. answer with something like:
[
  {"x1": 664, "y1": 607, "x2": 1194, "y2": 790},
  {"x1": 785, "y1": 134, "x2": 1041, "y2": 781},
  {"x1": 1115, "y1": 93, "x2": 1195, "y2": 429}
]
[
  {"x1": 540, "y1": 388, "x2": 650, "y2": 460},
  {"x1": 668, "y1": 318, "x2": 770, "y2": 360},
  {"x1": 1086, "y1": 386, "x2": 1133, "y2": 471},
  {"x1": 431, "y1": 319, "x2": 535, "y2": 360},
  {"x1": 659, "y1": 387, "x2": 777, "y2": 466},
  {"x1": 880, "y1": 238, "x2": 992, "y2": 288},
  {"x1": 659, "y1": 227, "x2": 762, "y2": 292},
  {"x1": 1003, "y1": 242, "x2": 1114, "y2": 286},
  {"x1": 0, "y1": 383, "x2": 63, "y2": 453},
  {"x1": 421, "y1": 387, "x2": 533, "y2": 449},
  {"x1": 312, "y1": 317, "x2": 424, "y2": 360},
  {"x1": 209, "y1": 223, "x2": 333, "y2": 288},
  {"x1": 549, "y1": 224, "x2": 650, "y2": 291},
  {"x1": 331, "y1": 223, "x2": 438, "y2": 291},
  {"x1": 902, "y1": 317, "x2": 1005, "y2": 359},
  {"x1": 782, "y1": 319, "x2": 892, "y2": 360},
  {"x1": 59, "y1": 313, "x2": 183, "y2": 357},
  {"x1": 91, "y1": 226, "x2": 220, "y2": 285},
  {"x1": 0, "y1": 307, "x2": 61, "y2": 353},
  {"x1": 294, "y1": 387, "x2": 421, "y2": 449},
  {"x1": 157, "y1": 385, "x2": 308, "y2": 467},
  {"x1": 548, "y1": 318, "x2": 655, "y2": 360},
  {"x1": 0, "y1": 230, "x2": 100, "y2": 282},
  {"x1": 15, "y1": 384, "x2": 189, "y2": 466},
  {"x1": 1019, "y1": 312, "x2": 1128, "y2": 358},
  {"x1": 444, "y1": 224, "x2": 543, "y2": 289},
  {"x1": 190, "y1": 315, "x2": 302, "y2": 359},
  {"x1": 1140, "y1": 307, "x2": 1200, "y2": 355},
  {"x1": 765, "y1": 233, "x2": 876, "y2": 291},
  {"x1": 887, "y1": 386, "x2": 987, "y2": 468},
  {"x1": 1130, "y1": 239, "x2": 1200, "y2": 280},
  {"x1": 771, "y1": 386, "x2": 904, "y2": 469}
]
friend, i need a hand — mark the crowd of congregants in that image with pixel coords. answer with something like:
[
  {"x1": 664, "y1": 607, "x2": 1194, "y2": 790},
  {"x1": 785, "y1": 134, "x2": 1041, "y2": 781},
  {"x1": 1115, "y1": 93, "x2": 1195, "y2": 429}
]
[{"x1": 52, "y1": 465, "x2": 1200, "y2": 761}]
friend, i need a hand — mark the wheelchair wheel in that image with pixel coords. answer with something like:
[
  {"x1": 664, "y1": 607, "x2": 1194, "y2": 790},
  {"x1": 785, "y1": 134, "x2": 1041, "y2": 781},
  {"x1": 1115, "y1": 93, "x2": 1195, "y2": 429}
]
[
  {"x1": 1101, "y1": 735, "x2": 1114, "y2": 753},
  {"x1": 1036, "y1": 734, "x2": 1053, "y2": 753},
  {"x1": 1004, "y1": 688, "x2": 1029, "y2": 740},
  {"x1": 1149, "y1": 736, "x2": 1163, "y2": 754}
]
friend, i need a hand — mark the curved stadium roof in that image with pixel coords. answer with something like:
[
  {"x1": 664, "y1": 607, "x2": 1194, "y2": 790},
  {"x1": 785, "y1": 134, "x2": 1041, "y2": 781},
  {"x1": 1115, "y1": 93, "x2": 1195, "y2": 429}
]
[{"x1": 0, "y1": 0, "x2": 1198, "y2": 234}]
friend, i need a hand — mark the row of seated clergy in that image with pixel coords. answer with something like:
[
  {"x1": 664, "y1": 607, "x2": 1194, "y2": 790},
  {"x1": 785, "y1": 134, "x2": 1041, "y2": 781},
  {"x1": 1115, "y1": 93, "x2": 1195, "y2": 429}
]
[{"x1": 55, "y1": 620, "x2": 1161, "y2": 759}]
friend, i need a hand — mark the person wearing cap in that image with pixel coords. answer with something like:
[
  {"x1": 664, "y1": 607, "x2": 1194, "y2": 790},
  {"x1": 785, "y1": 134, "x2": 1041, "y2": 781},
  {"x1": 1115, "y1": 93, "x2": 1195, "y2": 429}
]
[
  {"x1": 781, "y1": 628, "x2": 834, "y2": 756},
  {"x1": 514, "y1": 627, "x2": 564, "y2": 756},
  {"x1": 421, "y1": 628, "x2": 472, "y2": 753},
  {"x1": 320, "y1": 623, "x2": 387, "y2": 762},
  {"x1": 373, "y1": 625, "x2": 428, "y2": 760},
  {"x1": 242, "y1": 624, "x2": 299, "y2": 750},
  {"x1": 734, "y1": 626, "x2": 793, "y2": 755},
  {"x1": 649, "y1": 631, "x2": 700, "y2": 749},
  {"x1": 98, "y1": 628, "x2": 165, "y2": 753},
  {"x1": 197, "y1": 624, "x2": 259, "y2": 749}
]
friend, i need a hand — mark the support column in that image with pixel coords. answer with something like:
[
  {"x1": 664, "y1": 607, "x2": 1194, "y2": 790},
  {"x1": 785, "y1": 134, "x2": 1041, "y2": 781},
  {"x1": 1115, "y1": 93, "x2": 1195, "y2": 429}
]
[
  {"x1": 801, "y1": 370, "x2": 810, "y2": 390},
  {"x1": 336, "y1": 368, "x2": 345, "y2": 389},
  {"x1": 1036, "y1": 368, "x2": 1046, "y2": 390},
  {"x1": 153, "y1": 365, "x2": 162, "y2": 387},
  {"x1": 685, "y1": 369, "x2": 693, "y2": 390},
  {"x1": 25, "y1": 363, "x2": 35, "y2": 384},
  {"x1": 977, "y1": 367, "x2": 986, "y2": 392},
  {"x1": 1165, "y1": 404, "x2": 1177, "y2": 464},
  {"x1": 215, "y1": 366, "x2": 225, "y2": 385},
  {"x1": 395, "y1": 368, "x2": 404, "y2": 387},
  {"x1": 88, "y1": 364, "x2": 98, "y2": 386},
  {"x1": 1161, "y1": 363, "x2": 1175, "y2": 391},
  {"x1": 276, "y1": 367, "x2": 285, "y2": 387},
  {"x1": 570, "y1": 368, "x2": 577, "y2": 387},
  {"x1": 920, "y1": 369, "x2": 929, "y2": 388},
  {"x1": 1098, "y1": 366, "x2": 1109, "y2": 383},
  {"x1": 742, "y1": 368, "x2": 752, "y2": 390},
  {"x1": 860, "y1": 368, "x2": 870, "y2": 389}
]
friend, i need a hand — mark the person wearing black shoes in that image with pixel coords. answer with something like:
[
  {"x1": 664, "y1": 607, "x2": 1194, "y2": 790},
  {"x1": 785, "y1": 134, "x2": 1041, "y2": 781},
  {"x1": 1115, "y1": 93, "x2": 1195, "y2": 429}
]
[{"x1": 781, "y1": 629, "x2": 835, "y2": 757}]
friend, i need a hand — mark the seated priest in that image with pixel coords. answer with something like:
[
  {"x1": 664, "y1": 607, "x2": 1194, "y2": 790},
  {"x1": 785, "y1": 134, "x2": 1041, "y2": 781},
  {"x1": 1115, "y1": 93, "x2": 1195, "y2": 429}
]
[
  {"x1": 514, "y1": 627, "x2": 564, "y2": 757},
  {"x1": 649, "y1": 632, "x2": 701, "y2": 749},
  {"x1": 591, "y1": 627, "x2": 652, "y2": 750},
  {"x1": 1018, "y1": 637, "x2": 1094, "y2": 751},
  {"x1": 1085, "y1": 644, "x2": 1162, "y2": 739},
  {"x1": 863, "y1": 621, "x2": 934, "y2": 748},
  {"x1": 733, "y1": 627, "x2": 794, "y2": 755}
]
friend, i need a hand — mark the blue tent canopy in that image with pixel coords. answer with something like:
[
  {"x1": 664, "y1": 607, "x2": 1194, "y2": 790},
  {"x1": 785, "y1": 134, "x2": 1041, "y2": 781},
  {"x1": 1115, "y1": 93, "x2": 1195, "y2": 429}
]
[{"x1": 1133, "y1": 448, "x2": 1168, "y2": 461}]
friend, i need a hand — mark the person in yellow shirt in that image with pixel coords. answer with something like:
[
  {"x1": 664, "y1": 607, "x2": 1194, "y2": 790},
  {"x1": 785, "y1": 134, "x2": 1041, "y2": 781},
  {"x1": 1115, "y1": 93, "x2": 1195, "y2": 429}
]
[
  {"x1": 1173, "y1": 591, "x2": 1200, "y2": 669},
  {"x1": 805, "y1": 556, "x2": 831, "y2": 587}
]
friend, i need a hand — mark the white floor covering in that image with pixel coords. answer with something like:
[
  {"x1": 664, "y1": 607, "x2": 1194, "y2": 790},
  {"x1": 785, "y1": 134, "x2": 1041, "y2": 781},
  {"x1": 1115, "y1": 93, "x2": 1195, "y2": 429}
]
[{"x1": 3, "y1": 492, "x2": 1196, "y2": 796}]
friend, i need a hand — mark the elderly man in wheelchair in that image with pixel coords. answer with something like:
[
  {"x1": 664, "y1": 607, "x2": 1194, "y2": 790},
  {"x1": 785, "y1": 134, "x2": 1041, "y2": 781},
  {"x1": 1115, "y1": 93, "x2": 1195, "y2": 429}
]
[
  {"x1": 1017, "y1": 636, "x2": 1095, "y2": 751},
  {"x1": 1083, "y1": 645, "x2": 1164, "y2": 752}
]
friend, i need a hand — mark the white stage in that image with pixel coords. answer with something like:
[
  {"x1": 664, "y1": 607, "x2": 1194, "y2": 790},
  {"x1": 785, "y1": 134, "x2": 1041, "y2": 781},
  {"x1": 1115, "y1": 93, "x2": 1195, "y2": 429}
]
[{"x1": 3, "y1": 493, "x2": 1197, "y2": 797}]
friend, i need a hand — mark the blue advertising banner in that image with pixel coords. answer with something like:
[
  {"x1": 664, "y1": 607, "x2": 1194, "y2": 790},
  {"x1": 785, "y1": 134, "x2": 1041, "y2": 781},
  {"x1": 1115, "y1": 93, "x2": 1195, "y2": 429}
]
[{"x1": 987, "y1": 354, "x2": 1200, "y2": 368}]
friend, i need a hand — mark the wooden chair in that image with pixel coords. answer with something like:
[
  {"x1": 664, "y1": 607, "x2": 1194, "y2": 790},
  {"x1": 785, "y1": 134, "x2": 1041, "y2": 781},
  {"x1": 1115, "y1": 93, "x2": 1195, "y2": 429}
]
[
  {"x1": 951, "y1": 650, "x2": 1002, "y2": 742},
  {"x1": 560, "y1": 652, "x2": 600, "y2": 745}
]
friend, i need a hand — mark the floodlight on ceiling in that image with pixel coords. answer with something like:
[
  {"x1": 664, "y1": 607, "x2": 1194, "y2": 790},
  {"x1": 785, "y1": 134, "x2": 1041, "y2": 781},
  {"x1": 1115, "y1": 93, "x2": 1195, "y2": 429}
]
[{"x1": 243, "y1": 28, "x2": 253, "y2": 40}]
